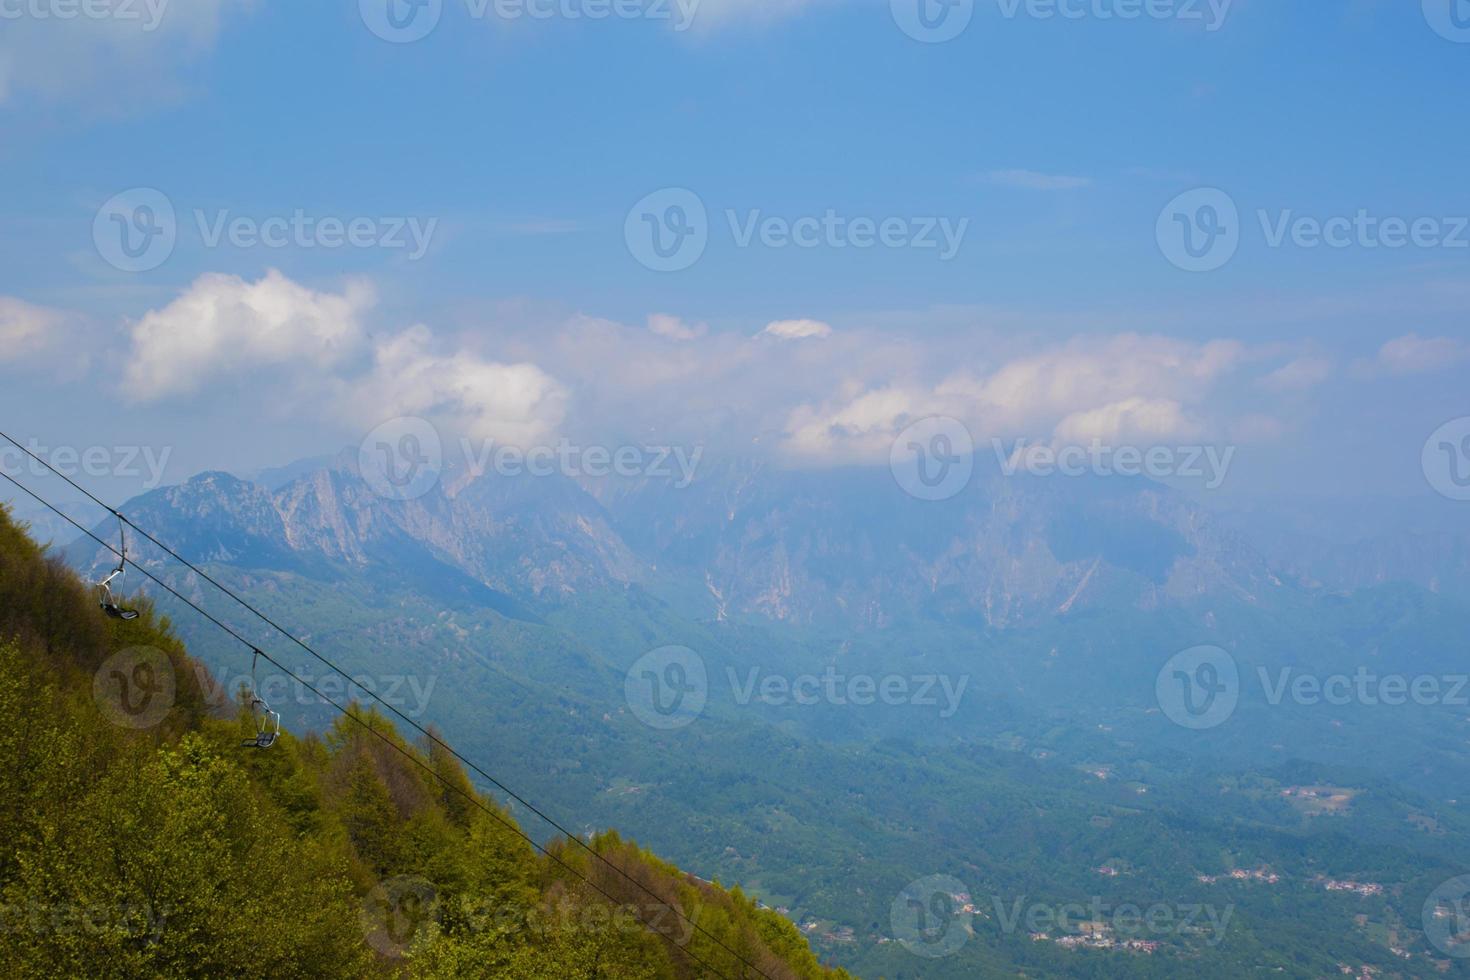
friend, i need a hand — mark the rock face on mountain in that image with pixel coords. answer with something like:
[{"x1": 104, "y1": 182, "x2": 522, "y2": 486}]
[
  {"x1": 595, "y1": 459, "x2": 1283, "y2": 627},
  {"x1": 79, "y1": 453, "x2": 1287, "y2": 630},
  {"x1": 117, "y1": 471, "x2": 298, "y2": 568},
  {"x1": 102, "y1": 458, "x2": 641, "y2": 601}
]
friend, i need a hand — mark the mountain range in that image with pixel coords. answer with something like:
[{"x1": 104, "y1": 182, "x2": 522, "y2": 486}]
[
  {"x1": 84, "y1": 451, "x2": 1306, "y2": 629},
  {"x1": 58, "y1": 451, "x2": 1470, "y2": 978}
]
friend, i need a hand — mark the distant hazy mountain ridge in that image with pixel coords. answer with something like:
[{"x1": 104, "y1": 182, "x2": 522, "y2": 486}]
[{"x1": 91, "y1": 452, "x2": 1292, "y2": 631}]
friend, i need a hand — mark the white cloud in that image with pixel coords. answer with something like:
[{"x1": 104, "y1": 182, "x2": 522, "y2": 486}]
[
  {"x1": 0, "y1": 0, "x2": 249, "y2": 112},
  {"x1": 941, "y1": 334, "x2": 1242, "y2": 431},
  {"x1": 778, "y1": 334, "x2": 1248, "y2": 464},
  {"x1": 1053, "y1": 397, "x2": 1201, "y2": 445},
  {"x1": 982, "y1": 169, "x2": 1093, "y2": 191},
  {"x1": 761, "y1": 318, "x2": 833, "y2": 341},
  {"x1": 530, "y1": 311, "x2": 911, "y2": 452},
  {"x1": 118, "y1": 270, "x2": 567, "y2": 447},
  {"x1": 1374, "y1": 334, "x2": 1470, "y2": 375},
  {"x1": 648, "y1": 313, "x2": 707, "y2": 341},
  {"x1": 1260, "y1": 356, "x2": 1331, "y2": 391},
  {"x1": 355, "y1": 326, "x2": 567, "y2": 446},
  {"x1": 0, "y1": 297, "x2": 66, "y2": 363},
  {"x1": 123, "y1": 270, "x2": 372, "y2": 400},
  {"x1": 781, "y1": 385, "x2": 932, "y2": 464}
]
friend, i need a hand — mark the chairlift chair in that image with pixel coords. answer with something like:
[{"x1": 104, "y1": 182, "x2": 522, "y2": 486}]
[
  {"x1": 241, "y1": 649, "x2": 281, "y2": 749},
  {"x1": 98, "y1": 514, "x2": 141, "y2": 621}
]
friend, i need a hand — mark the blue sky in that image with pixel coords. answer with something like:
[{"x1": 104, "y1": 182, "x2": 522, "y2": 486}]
[{"x1": 1, "y1": 0, "x2": 1468, "y2": 517}]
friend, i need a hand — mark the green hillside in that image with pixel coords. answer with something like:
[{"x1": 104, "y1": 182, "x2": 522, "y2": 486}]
[{"x1": 0, "y1": 504, "x2": 849, "y2": 980}]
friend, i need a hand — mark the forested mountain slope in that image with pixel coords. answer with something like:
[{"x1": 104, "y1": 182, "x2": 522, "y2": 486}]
[{"x1": 0, "y1": 504, "x2": 846, "y2": 980}]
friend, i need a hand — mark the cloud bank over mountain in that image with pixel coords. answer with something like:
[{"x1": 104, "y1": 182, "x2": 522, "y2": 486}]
[{"x1": 9, "y1": 268, "x2": 1434, "y2": 477}]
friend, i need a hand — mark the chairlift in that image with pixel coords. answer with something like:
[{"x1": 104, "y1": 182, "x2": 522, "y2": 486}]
[
  {"x1": 242, "y1": 649, "x2": 281, "y2": 750},
  {"x1": 98, "y1": 514, "x2": 141, "y2": 621}
]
